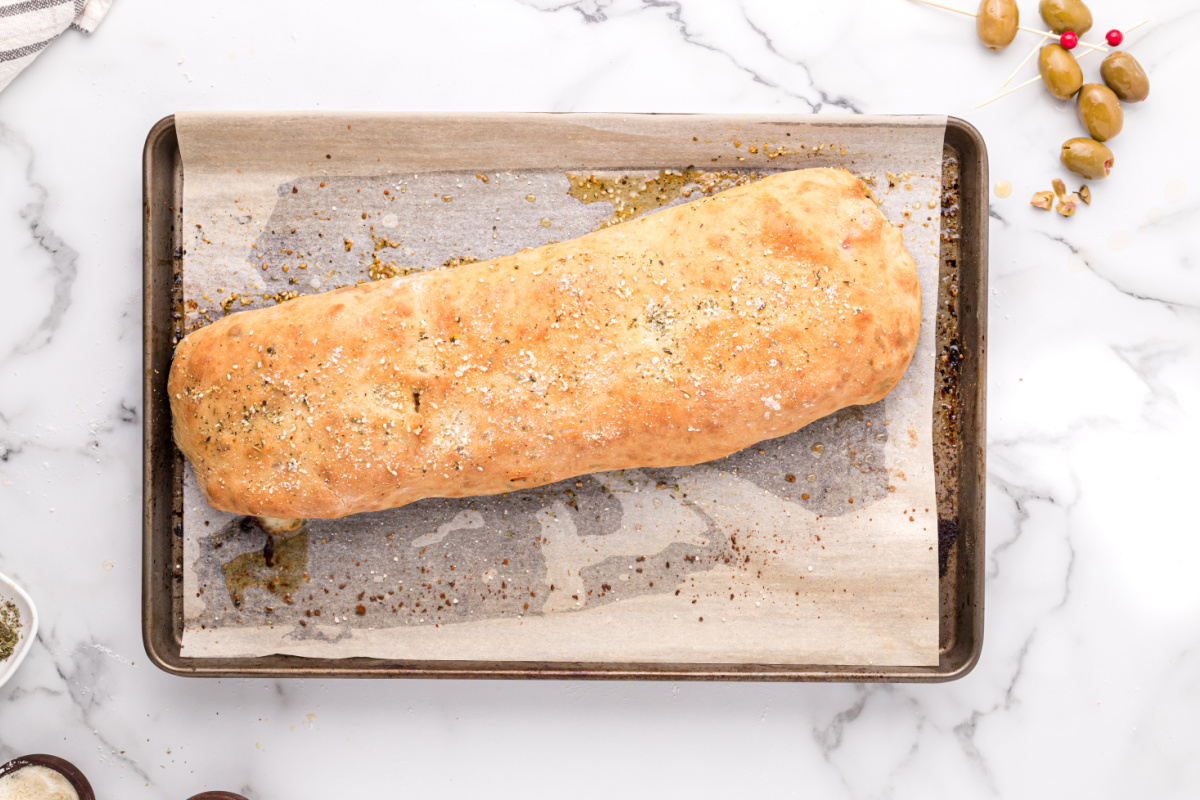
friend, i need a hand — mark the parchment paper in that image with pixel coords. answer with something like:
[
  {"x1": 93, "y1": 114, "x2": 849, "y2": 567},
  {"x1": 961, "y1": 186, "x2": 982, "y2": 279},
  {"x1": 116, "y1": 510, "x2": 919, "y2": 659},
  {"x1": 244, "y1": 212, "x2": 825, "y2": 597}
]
[{"x1": 175, "y1": 113, "x2": 945, "y2": 666}]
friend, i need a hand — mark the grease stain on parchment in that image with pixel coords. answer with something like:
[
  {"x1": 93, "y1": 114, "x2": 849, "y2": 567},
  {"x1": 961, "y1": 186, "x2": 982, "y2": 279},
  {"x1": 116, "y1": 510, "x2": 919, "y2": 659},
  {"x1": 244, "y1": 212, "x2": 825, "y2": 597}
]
[{"x1": 221, "y1": 528, "x2": 308, "y2": 609}]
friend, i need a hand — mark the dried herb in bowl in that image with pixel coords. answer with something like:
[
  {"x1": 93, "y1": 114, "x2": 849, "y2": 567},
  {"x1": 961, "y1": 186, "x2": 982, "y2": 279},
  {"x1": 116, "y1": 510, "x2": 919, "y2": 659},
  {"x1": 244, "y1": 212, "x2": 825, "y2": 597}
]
[{"x1": 0, "y1": 599, "x2": 21, "y2": 662}]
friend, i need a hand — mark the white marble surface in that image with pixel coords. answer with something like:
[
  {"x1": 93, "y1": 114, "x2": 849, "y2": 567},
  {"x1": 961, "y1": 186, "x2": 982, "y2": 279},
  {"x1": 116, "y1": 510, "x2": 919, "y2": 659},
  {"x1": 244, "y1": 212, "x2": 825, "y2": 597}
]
[{"x1": 0, "y1": 0, "x2": 1197, "y2": 797}]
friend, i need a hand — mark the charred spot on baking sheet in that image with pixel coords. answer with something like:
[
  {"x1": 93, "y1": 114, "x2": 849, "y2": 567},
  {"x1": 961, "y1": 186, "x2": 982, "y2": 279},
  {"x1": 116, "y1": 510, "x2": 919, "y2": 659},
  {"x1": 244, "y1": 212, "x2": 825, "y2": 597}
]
[
  {"x1": 934, "y1": 146, "x2": 964, "y2": 574},
  {"x1": 937, "y1": 517, "x2": 958, "y2": 577}
]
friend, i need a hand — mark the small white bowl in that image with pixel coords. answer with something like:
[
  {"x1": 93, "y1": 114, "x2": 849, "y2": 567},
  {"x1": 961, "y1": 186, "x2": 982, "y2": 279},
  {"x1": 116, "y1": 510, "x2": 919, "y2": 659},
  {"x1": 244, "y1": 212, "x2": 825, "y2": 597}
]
[{"x1": 0, "y1": 571, "x2": 38, "y2": 691}]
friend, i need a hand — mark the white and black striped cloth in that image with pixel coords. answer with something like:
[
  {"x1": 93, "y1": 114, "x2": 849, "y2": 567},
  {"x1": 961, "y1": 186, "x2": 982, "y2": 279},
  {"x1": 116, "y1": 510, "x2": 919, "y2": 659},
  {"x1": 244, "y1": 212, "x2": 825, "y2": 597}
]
[{"x1": 1, "y1": 0, "x2": 112, "y2": 92}]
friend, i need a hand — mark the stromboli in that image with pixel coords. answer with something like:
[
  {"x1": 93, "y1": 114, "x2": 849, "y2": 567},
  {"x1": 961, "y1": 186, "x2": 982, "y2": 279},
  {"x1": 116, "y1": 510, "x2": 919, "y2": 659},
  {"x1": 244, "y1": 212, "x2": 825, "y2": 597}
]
[{"x1": 169, "y1": 167, "x2": 921, "y2": 519}]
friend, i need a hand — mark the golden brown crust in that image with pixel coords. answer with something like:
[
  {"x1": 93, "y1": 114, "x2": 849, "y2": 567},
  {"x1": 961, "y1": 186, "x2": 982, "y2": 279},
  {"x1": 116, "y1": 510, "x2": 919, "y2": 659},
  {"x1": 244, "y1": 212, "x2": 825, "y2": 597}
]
[{"x1": 169, "y1": 168, "x2": 921, "y2": 518}]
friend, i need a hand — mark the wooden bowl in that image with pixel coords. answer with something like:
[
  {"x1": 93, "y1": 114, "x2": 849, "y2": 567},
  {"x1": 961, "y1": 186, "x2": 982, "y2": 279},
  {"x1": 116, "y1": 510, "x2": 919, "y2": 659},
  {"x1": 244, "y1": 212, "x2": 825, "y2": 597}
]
[{"x1": 0, "y1": 754, "x2": 95, "y2": 800}]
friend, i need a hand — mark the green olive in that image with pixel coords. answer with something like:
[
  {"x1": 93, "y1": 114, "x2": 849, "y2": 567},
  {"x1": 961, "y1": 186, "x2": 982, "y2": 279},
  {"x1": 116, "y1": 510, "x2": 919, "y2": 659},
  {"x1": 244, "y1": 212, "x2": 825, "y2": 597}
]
[
  {"x1": 1076, "y1": 83, "x2": 1123, "y2": 142},
  {"x1": 1101, "y1": 51, "x2": 1150, "y2": 102},
  {"x1": 1038, "y1": 44, "x2": 1083, "y2": 100},
  {"x1": 976, "y1": 0, "x2": 1019, "y2": 51},
  {"x1": 1039, "y1": 0, "x2": 1093, "y2": 34},
  {"x1": 1060, "y1": 137, "x2": 1114, "y2": 180}
]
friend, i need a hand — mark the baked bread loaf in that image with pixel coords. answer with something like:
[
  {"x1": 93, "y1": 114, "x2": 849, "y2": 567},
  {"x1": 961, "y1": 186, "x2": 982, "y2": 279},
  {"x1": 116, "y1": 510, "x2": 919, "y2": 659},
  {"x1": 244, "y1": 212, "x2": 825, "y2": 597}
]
[{"x1": 170, "y1": 168, "x2": 921, "y2": 519}]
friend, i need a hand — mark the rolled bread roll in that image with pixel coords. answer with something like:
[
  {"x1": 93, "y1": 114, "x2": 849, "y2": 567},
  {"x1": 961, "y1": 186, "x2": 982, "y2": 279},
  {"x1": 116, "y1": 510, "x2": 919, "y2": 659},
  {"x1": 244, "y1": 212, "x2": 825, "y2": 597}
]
[{"x1": 169, "y1": 167, "x2": 921, "y2": 519}]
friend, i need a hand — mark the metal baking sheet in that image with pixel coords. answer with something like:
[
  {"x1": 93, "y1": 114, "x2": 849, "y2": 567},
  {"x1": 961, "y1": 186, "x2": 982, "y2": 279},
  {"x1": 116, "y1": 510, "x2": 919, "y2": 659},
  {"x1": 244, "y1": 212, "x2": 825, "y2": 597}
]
[{"x1": 143, "y1": 114, "x2": 986, "y2": 681}]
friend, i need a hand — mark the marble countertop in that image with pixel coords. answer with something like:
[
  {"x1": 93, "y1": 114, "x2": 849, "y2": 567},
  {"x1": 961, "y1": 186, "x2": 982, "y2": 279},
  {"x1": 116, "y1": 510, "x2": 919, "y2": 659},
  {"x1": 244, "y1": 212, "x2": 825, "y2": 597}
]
[{"x1": 1, "y1": 0, "x2": 1197, "y2": 797}]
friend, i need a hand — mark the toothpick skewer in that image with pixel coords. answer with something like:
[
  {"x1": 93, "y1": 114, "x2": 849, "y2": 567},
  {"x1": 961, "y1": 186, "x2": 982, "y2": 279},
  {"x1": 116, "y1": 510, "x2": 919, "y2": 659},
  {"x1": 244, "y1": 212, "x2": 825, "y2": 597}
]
[
  {"x1": 907, "y1": 0, "x2": 1109, "y2": 52},
  {"x1": 906, "y1": 0, "x2": 977, "y2": 20},
  {"x1": 1001, "y1": 33, "x2": 1050, "y2": 89},
  {"x1": 973, "y1": 74, "x2": 1047, "y2": 109},
  {"x1": 974, "y1": 20, "x2": 1148, "y2": 109}
]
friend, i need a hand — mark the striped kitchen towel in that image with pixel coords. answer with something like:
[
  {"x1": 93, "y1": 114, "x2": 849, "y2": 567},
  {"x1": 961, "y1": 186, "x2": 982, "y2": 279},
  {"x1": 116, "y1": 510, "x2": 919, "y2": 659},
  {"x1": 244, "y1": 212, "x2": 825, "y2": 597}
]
[{"x1": 1, "y1": 0, "x2": 113, "y2": 93}]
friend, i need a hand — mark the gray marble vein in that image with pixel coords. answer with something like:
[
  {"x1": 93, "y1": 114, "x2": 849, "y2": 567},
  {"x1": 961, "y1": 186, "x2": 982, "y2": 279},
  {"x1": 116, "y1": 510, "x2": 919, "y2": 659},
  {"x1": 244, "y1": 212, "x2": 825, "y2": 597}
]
[
  {"x1": 517, "y1": 0, "x2": 615, "y2": 23},
  {"x1": 741, "y1": 14, "x2": 862, "y2": 113},
  {"x1": 953, "y1": 634, "x2": 1034, "y2": 791},
  {"x1": 0, "y1": 121, "x2": 80, "y2": 362}
]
